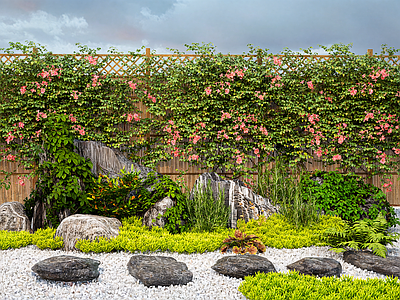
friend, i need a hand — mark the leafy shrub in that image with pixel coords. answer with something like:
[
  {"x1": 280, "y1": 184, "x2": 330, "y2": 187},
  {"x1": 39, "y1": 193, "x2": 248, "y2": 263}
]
[
  {"x1": 0, "y1": 228, "x2": 62, "y2": 250},
  {"x1": 321, "y1": 211, "x2": 399, "y2": 258},
  {"x1": 221, "y1": 219, "x2": 266, "y2": 254},
  {"x1": 239, "y1": 271, "x2": 400, "y2": 300},
  {"x1": 185, "y1": 181, "x2": 230, "y2": 232},
  {"x1": 301, "y1": 170, "x2": 399, "y2": 227},
  {"x1": 83, "y1": 169, "x2": 155, "y2": 219}
]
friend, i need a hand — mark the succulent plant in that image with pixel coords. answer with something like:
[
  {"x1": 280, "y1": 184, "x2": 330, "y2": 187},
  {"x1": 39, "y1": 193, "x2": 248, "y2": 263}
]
[{"x1": 220, "y1": 229, "x2": 266, "y2": 255}]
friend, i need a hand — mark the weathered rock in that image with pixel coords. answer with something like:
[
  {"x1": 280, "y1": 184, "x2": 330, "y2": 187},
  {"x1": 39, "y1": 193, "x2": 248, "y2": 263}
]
[
  {"x1": 127, "y1": 255, "x2": 193, "y2": 287},
  {"x1": 55, "y1": 214, "x2": 122, "y2": 251},
  {"x1": 0, "y1": 202, "x2": 32, "y2": 233},
  {"x1": 142, "y1": 197, "x2": 174, "y2": 229},
  {"x1": 74, "y1": 140, "x2": 158, "y2": 180},
  {"x1": 190, "y1": 173, "x2": 279, "y2": 228},
  {"x1": 32, "y1": 255, "x2": 100, "y2": 282},
  {"x1": 286, "y1": 257, "x2": 342, "y2": 277},
  {"x1": 343, "y1": 250, "x2": 400, "y2": 278},
  {"x1": 211, "y1": 255, "x2": 276, "y2": 279}
]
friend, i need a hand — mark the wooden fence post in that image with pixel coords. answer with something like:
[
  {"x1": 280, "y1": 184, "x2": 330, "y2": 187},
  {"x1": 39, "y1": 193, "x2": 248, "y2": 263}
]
[{"x1": 145, "y1": 48, "x2": 151, "y2": 152}]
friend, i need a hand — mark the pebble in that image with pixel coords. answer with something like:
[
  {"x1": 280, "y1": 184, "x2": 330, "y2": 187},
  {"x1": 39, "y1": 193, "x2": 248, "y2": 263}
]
[{"x1": 0, "y1": 241, "x2": 399, "y2": 300}]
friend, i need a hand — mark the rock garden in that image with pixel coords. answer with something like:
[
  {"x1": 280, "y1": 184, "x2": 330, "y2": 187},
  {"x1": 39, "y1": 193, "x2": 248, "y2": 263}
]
[{"x1": 2, "y1": 42, "x2": 400, "y2": 299}]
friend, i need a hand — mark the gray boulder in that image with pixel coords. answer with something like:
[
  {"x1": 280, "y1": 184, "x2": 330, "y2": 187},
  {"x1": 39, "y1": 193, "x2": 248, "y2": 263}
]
[
  {"x1": 74, "y1": 140, "x2": 158, "y2": 180},
  {"x1": 211, "y1": 255, "x2": 276, "y2": 279},
  {"x1": 142, "y1": 197, "x2": 174, "y2": 229},
  {"x1": 286, "y1": 257, "x2": 342, "y2": 277},
  {"x1": 32, "y1": 255, "x2": 100, "y2": 282},
  {"x1": 55, "y1": 214, "x2": 122, "y2": 251},
  {"x1": 343, "y1": 250, "x2": 400, "y2": 278},
  {"x1": 190, "y1": 173, "x2": 279, "y2": 228},
  {"x1": 127, "y1": 255, "x2": 193, "y2": 287},
  {"x1": 0, "y1": 202, "x2": 32, "y2": 233}
]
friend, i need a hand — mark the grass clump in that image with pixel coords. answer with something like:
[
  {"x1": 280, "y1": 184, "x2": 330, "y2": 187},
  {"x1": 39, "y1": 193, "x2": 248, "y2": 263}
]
[
  {"x1": 184, "y1": 180, "x2": 230, "y2": 233},
  {"x1": 239, "y1": 271, "x2": 400, "y2": 300}
]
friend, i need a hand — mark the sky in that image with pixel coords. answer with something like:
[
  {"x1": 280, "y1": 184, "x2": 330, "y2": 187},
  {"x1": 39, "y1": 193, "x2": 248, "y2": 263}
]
[{"x1": 0, "y1": 0, "x2": 399, "y2": 56}]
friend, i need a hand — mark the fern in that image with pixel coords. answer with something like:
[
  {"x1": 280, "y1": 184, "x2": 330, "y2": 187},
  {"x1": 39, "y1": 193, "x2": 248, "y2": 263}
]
[{"x1": 321, "y1": 211, "x2": 399, "y2": 258}]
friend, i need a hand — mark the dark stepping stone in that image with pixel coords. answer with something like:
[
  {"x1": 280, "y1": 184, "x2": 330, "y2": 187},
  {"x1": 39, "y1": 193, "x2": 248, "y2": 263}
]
[
  {"x1": 211, "y1": 255, "x2": 276, "y2": 279},
  {"x1": 31, "y1": 255, "x2": 100, "y2": 282},
  {"x1": 127, "y1": 255, "x2": 193, "y2": 287},
  {"x1": 343, "y1": 250, "x2": 400, "y2": 278},
  {"x1": 287, "y1": 257, "x2": 342, "y2": 277}
]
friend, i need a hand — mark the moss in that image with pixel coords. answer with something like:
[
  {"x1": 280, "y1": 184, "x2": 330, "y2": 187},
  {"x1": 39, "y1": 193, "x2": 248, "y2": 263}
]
[{"x1": 239, "y1": 271, "x2": 400, "y2": 300}]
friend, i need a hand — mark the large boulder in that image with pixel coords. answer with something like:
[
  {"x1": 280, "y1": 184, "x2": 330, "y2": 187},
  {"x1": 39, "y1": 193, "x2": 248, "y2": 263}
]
[
  {"x1": 0, "y1": 202, "x2": 32, "y2": 233},
  {"x1": 211, "y1": 255, "x2": 276, "y2": 279},
  {"x1": 142, "y1": 197, "x2": 174, "y2": 229},
  {"x1": 127, "y1": 255, "x2": 193, "y2": 287},
  {"x1": 286, "y1": 257, "x2": 342, "y2": 277},
  {"x1": 74, "y1": 140, "x2": 158, "y2": 180},
  {"x1": 32, "y1": 255, "x2": 100, "y2": 282},
  {"x1": 190, "y1": 173, "x2": 279, "y2": 228},
  {"x1": 55, "y1": 214, "x2": 122, "y2": 251},
  {"x1": 343, "y1": 250, "x2": 400, "y2": 278}
]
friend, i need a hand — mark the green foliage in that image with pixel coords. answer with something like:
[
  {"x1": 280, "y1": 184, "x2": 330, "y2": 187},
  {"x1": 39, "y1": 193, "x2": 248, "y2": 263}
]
[
  {"x1": 0, "y1": 228, "x2": 63, "y2": 250},
  {"x1": 128, "y1": 42, "x2": 400, "y2": 183},
  {"x1": 321, "y1": 211, "x2": 399, "y2": 258},
  {"x1": 24, "y1": 113, "x2": 94, "y2": 228},
  {"x1": 185, "y1": 180, "x2": 230, "y2": 232},
  {"x1": 221, "y1": 218, "x2": 266, "y2": 254},
  {"x1": 302, "y1": 170, "x2": 399, "y2": 227},
  {"x1": 239, "y1": 271, "x2": 400, "y2": 300},
  {"x1": 248, "y1": 157, "x2": 320, "y2": 228},
  {"x1": 83, "y1": 169, "x2": 154, "y2": 219}
]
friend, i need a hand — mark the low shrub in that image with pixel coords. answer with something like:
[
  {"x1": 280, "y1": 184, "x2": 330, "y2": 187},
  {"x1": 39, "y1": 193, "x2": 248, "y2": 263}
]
[
  {"x1": 321, "y1": 211, "x2": 399, "y2": 258},
  {"x1": 239, "y1": 271, "x2": 400, "y2": 300},
  {"x1": 301, "y1": 170, "x2": 399, "y2": 228},
  {"x1": 0, "y1": 228, "x2": 63, "y2": 250}
]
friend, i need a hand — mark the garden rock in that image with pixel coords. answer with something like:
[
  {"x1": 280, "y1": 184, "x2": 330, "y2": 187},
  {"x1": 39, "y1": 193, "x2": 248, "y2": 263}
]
[
  {"x1": 55, "y1": 214, "x2": 122, "y2": 251},
  {"x1": 32, "y1": 255, "x2": 100, "y2": 282},
  {"x1": 127, "y1": 255, "x2": 193, "y2": 287},
  {"x1": 286, "y1": 257, "x2": 342, "y2": 277},
  {"x1": 74, "y1": 140, "x2": 159, "y2": 182},
  {"x1": 142, "y1": 197, "x2": 174, "y2": 229},
  {"x1": 190, "y1": 172, "x2": 279, "y2": 228},
  {"x1": 211, "y1": 255, "x2": 276, "y2": 279},
  {"x1": 0, "y1": 202, "x2": 32, "y2": 233},
  {"x1": 343, "y1": 250, "x2": 400, "y2": 278}
]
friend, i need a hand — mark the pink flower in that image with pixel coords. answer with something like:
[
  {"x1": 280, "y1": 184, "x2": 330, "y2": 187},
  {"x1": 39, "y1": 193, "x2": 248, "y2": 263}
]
[
  {"x1": 84, "y1": 56, "x2": 97, "y2": 65},
  {"x1": 316, "y1": 148, "x2": 323, "y2": 158},
  {"x1": 225, "y1": 89, "x2": 230, "y2": 94},
  {"x1": 273, "y1": 56, "x2": 282, "y2": 66},
  {"x1": 253, "y1": 148, "x2": 259, "y2": 155},
  {"x1": 205, "y1": 86, "x2": 212, "y2": 95},
  {"x1": 40, "y1": 88, "x2": 46, "y2": 94},
  {"x1": 198, "y1": 122, "x2": 206, "y2": 128},
  {"x1": 307, "y1": 81, "x2": 314, "y2": 90},
  {"x1": 18, "y1": 122, "x2": 24, "y2": 128},
  {"x1": 332, "y1": 154, "x2": 342, "y2": 161},
  {"x1": 170, "y1": 139, "x2": 176, "y2": 146},
  {"x1": 18, "y1": 179, "x2": 25, "y2": 186},
  {"x1": 193, "y1": 135, "x2": 201, "y2": 144},
  {"x1": 20, "y1": 86, "x2": 26, "y2": 94},
  {"x1": 236, "y1": 156, "x2": 243, "y2": 164},
  {"x1": 369, "y1": 89, "x2": 373, "y2": 95},
  {"x1": 338, "y1": 136, "x2": 345, "y2": 144},
  {"x1": 349, "y1": 88, "x2": 357, "y2": 96},
  {"x1": 168, "y1": 120, "x2": 174, "y2": 125},
  {"x1": 380, "y1": 157, "x2": 386, "y2": 164},
  {"x1": 223, "y1": 133, "x2": 229, "y2": 139},
  {"x1": 128, "y1": 81, "x2": 137, "y2": 90},
  {"x1": 79, "y1": 130, "x2": 85, "y2": 136},
  {"x1": 235, "y1": 135, "x2": 242, "y2": 141},
  {"x1": 6, "y1": 154, "x2": 16, "y2": 161}
]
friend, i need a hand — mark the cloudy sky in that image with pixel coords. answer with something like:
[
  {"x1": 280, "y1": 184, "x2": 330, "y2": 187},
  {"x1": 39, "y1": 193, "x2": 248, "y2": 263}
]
[{"x1": 0, "y1": 0, "x2": 399, "y2": 56}]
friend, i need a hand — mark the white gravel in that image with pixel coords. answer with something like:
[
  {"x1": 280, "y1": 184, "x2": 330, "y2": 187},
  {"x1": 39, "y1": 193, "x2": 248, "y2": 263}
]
[{"x1": 0, "y1": 240, "x2": 399, "y2": 300}]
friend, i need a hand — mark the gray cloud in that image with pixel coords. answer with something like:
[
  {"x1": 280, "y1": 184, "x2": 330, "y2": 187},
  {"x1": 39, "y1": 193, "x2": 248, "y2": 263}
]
[{"x1": 0, "y1": 0, "x2": 399, "y2": 55}]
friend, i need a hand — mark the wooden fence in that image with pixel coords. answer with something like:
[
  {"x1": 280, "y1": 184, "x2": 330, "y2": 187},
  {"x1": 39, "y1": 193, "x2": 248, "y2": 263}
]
[{"x1": 1, "y1": 48, "x2": 400, "y2": 206}]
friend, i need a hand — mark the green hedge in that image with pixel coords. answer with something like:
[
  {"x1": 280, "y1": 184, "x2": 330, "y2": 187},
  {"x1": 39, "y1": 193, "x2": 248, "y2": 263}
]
[{"x1": 239, "y1": 271, "x2": 400, "y2": 300}]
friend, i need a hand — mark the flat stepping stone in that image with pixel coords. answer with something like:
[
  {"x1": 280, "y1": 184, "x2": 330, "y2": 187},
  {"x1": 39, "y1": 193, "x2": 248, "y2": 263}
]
[
  {"x1": 32, "y1": 255, "x2": 100, "y2": 282},
  {"x1": 287, "y1": 257, "x2": 342, "y2": 277},
  {"x1": 211, "y1": 255, "x2": 276, "y2": 279},
  {"x1": 127, "y1": 255, "x2": 193, "y2": 287},
  {"x1": 343, "y1": 250, "x2": 400, "y2": 278}
]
